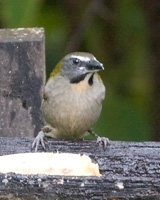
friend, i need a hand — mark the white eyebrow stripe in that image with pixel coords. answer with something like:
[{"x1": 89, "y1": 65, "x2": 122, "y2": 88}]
[{"x1": 70, "y1": 55, "x2": 92, "y2": 62}]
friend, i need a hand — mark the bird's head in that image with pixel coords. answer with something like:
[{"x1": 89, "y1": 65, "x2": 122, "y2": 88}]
[{"x1": 50, "y1": 52, "x2": 104, "y2": 83}]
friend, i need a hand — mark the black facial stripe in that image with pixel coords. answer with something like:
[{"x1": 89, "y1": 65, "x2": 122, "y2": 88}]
[
  {"x1": 88, "y1": 73, "x2": 94, "y2": 86},
  {"x1": 70, "y1": 73, "x2": 88, "y2": 84}
]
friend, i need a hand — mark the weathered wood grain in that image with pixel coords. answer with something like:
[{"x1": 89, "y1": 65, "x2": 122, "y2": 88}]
[
  {"x1": 0, "y1": 136, "x2": 160, "y2": 199},
  {"x1": 0, "y1": 28, "x2": 45, "y2": 137}
]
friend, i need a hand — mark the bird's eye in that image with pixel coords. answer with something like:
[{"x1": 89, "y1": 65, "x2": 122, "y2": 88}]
[{"x1": 73, "y1": 58, "x2": 80, "y2": 65}]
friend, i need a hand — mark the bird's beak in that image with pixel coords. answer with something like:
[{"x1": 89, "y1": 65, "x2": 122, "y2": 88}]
[{"x1": 86, "y1": 59, "x2": 104, "y2": 73}]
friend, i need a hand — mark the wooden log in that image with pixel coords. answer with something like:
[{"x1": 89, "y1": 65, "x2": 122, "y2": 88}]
[
  {"x1": 0, "y1": 28, "x2": 45, "y2": 137},
  {"x1": 0, "y1": 136, "x2": 160, "y2": 199}
]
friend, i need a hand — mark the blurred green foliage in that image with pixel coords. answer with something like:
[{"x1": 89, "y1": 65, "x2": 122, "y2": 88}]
[
  {"x1": 1, "y1": 0, "x2": 43, "y2": 27},
  {"x1": 0, "y1": 0, "x2": 152, "y2": 141}
]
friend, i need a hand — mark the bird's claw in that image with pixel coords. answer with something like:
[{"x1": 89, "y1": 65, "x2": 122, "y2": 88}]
[
  {"x1": 96, "y1": 136, "x2": 109, "y2": 150},
  {"x1": 88, "y1": 129, "x2": 109, "y2": 150},
  {"x1": 32, "y1": 131, "x2": 46, "y2": 152}
]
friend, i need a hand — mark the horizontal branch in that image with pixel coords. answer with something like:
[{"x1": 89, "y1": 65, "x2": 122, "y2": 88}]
[{"x1": 0, "y1": 136, "x2": 160, "y2": 199}]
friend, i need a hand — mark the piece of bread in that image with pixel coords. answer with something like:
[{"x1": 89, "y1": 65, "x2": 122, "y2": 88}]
[{"x1": 0, "y1": 152, "x2": 101, "y2": 177}]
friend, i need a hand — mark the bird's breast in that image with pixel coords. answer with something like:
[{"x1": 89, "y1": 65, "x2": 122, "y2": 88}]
[{"x1": 42, "y1": 75, "x2": 105, "y2": 138}]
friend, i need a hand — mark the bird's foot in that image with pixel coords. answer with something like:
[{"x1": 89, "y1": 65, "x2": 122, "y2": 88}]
[
  {"x1": 96, "y1": 136, "x2": 109, "y2": 150},
  {"x1": 32, "y1": 131, "x2": 46, "y2": 152},
  {"x1": 88, "y1": 129, "x2": 109, "y2": 150}
]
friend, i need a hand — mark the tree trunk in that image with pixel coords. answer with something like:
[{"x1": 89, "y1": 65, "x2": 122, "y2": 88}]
[{"x1": 142, "y1": 1, "x2": 160, "y2": 140}]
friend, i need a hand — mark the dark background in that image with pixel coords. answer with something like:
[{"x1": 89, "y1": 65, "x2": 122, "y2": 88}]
[{"x1": 0, "y1": 0, "x2": 160, "y2": 142}]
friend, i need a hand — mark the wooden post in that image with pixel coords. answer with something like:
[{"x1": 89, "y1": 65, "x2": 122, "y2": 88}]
[
  {"x1": 0, "y1": 28, "x2": 45, "y2": 137},
  {"x1": 0, "y1": 137, "x2": 160, "y2": 199}
]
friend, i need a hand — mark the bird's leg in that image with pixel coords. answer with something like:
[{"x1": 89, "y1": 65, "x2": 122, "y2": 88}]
[
  {"x1": 32, "y1": 125, "x2": 52, "y2": 152},
  {"x1": 88, "y1": 128, "x2": 109, "y2": 150}
]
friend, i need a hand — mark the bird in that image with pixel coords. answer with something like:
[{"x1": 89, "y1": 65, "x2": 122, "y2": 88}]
[{"x1": 32, "y1": 52, "x2": 108, "y2": 151}]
